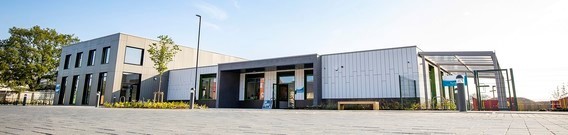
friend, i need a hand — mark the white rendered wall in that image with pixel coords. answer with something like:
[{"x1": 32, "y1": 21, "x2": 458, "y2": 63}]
[
  {"x1": 321, "y1": 47, "x2": 420, "y2": 99},
  {"x1": 167, "y1": 66, "x2": 218, "y2": 100}
]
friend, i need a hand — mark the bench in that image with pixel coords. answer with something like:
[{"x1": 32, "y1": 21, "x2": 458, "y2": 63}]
[{"x1": 337, "y1": 101, "x2": 380, "y2": 110}]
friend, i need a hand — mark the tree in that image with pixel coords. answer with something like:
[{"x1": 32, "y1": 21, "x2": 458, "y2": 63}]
[
  {"x1": 552, "y1": 83, "x2": 568, "y2": 100},
  {"x1": 0, "y1": 26, "x2": 79, "y2": 103},
  {"x1": 147, "y1": 35, "x2": 181, "y2": 102}
]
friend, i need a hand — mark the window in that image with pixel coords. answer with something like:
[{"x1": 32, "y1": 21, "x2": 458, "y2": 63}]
[
  {"x1": 75, "y1": 52, "x2": 83, "y2": 68},
  {"x1": 305, "y1": 70, "x2": 314, "y2": 100},
  {"x1": 199, "y1": 74, "x2": 217, "y2": 100},
  {"x1": 97, "y1": 72, "x2": 107, "y2": 105},
  {"x1": 120, "y1": 72, "x2": 141, "y2": 102},
  {"x1": 69, "y1": 75, "x2": 79, "y2": 105},
  {"x1": 101, "y1": 47, "x2": 110, "y2": 64},
  {"x1": 58, "y1": 76, "x2": 67, "y2": 105},
  {"x1": 82, "y1": 74, "x2": 92, "y2": 105},
  {"x1": 124, "y1": 46, "x2": 143, "y2": 65},
  {"x1": 245, "y1": 74, "x2": 264, "y2": 100},
  {"x1": 87, "y1": 49, "x2": 96, "y2": 66},
  {"x1": 64, "y1": 54, "x2": 71, "y2": 69}
]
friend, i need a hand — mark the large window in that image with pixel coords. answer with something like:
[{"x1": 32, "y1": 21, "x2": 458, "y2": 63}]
[
  {"x1": 120, "y1": 72, "x2": 141, "y2": 102},
  {"x1": 87, "y1": 49, "x2": 96, "y2": 66},
  {"x1": 75, "y1": 52, "x2": 83, "y2": 68},
  {"x1": 245, "y1": 74, "x2": 264, "y2": 100},
  {"x1": 82, "y1": 74, "x2": 92, "y2": 105},
  {"x1": 101, "y1": 46, "x2": 110, "y2": 64},
  {"x1": 64, "y1": 54, "x2": 71, "y2": 69},
  {"x1": 199, "y1": 74, "x2": 217, "y2": 100},
  {"x1": 97, "y1": 72, "x2": 107, "y2": 105},
  {"x1": 305, "y1": 70, "x2": 314, "y2": 100},
  {"x1": 69, "y1": 75, "x2": 79, "y2": 105},
  {"x1": 124, "y1": 46, "x2": 143, "y2": 65},
  {"x1": 58, "y1": 76, "x2": 67, "y2": 105}
]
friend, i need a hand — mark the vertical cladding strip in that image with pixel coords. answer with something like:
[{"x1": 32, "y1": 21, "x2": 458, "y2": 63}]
[
  {"x1": 295, "y1": 70, "x2": 304, "y2": 100},
  {"x1": 263, "y1": 71, "x2": 276, "y2": 102},
  {"x1": 239, "y1": 73, "x2": 245, "y2": 101}
]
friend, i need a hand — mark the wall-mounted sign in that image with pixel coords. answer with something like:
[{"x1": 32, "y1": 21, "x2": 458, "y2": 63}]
[
  {"x1": 442, "y1": 75, "x2": 468, "y2": 86},
  {"x1": 55, "y1": 84, "x2": 61, "y2": 93}
]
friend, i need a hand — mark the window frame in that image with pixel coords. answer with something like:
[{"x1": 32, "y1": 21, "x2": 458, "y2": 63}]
[
  {"x1": 87, "y1": 49, "x2": 96, "y2": 66},
  {"x1": 123, "y1": 46, "x2": 144, "y2": 66},
  {"x1": 101, "y1": 46, "x2": 111, "y2": 64},
  {"x1": 75, "y1": 52, "x2": 83, "y2": 68},
  {"x1": 64, "y1": 54, "x2": 71, "y2": 69}
]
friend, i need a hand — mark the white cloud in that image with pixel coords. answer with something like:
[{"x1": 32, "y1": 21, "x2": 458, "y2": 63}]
[
  {"x1": 194, "y1": 2, "x2": 228, "y2": 20},
  {"x1": 203, "y1": 21, "x2": 221, "y2": 31}
]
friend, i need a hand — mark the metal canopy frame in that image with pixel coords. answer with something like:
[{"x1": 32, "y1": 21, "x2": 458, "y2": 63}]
[
  {"x1": 418, "y1": 51, "x2": 499, "y2": 78},
  {"x1": 418, "y1": 51, "x2": 504, "y2": 110}
]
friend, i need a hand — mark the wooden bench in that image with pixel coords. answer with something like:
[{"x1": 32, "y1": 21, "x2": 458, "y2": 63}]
[{"x1": 337, "y1": 101, "x2": 380, "y2": 110}]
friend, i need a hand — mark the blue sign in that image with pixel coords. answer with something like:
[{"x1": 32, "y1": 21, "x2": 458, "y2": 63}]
[
  {"x1": 442, "y1": 75, "x2": 468, "y2": 87},
  {"x1": 295, "y1": 87, "x2": 304, "y2": 94},
  {"x1": 55, "y1": 84, "x2": 61, "y2": 93},
  {"x1": 262, "y1": 100, "x2": 272, "y2": 109}
]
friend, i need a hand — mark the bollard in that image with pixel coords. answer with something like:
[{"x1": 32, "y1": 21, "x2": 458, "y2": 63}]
[
  {"x1": 456, "y1": 75, "x2": 467, "y2": 112},
  {"x1": 23, "y1": 94, "x2": 27, "y2": 106},
  {"x1": 96, "y1": 92, "x2": 100, "y2": 108}
]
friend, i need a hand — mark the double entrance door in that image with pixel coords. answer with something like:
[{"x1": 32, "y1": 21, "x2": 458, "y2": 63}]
[{"x1": 274, "y1": 72, "x2": 295, "y2": 109}]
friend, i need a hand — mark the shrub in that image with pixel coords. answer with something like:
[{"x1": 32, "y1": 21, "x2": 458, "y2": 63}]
[{"x1": 103, "y1": 101, "x2": 199, "y2": 109}]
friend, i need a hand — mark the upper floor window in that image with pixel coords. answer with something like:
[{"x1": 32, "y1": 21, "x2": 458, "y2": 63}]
[
  {"x1": 101, "y1": 47, "x2": 110, "y2": 64},
  {"x1": 124, "y1": 46, "x2": 143, "y2": 65},
  {"x1": 64, "y1": 54, "x2": 71, "y2": 69},
  {"x1": 87, "y1": 49, "x2": 96, "y2": 66},
  {"x1": 75, "y1": 52, "x2": 83, "y2": 68}
]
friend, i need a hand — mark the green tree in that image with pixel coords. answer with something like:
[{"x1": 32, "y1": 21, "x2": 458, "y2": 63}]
[
  {"x1": 0, "y1": 26, "x2": 79, "y2": 103},
  {"x1": 147, "y1": 35, "x2": 181, "y2": 102}
]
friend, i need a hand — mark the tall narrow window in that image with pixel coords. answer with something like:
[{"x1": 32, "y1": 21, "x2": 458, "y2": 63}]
[
  {"x1": 64, "y1": 54, "x2": 71, "y2": 69},
  {"x1": 124, "y1": 46, "x2": 143, "y2": 65},
  {"x1": 75, "y1": 52, "x2": 83, "y2": 68},
  {"x1": 87, "y1": 49, "x2": 96, "y2": 66},
  {"x1": 199, "y1": 74, "x2": 217, "y2": 100},
  {"x1": 305, "y1": 70, "x2": 314, "y2": 100},
  {"x1": 69, "y1": 75, "x2": 79, "y2": 105},
  {"x1": 82, "y1": 74, "x2": 92, "y2": 105},
  {"x1": 97, "y1": 72, "x2": 108, "y2": 105},
  {"x1": 101, "y1": 47, "x2": 110, "y2": 64},
  {"x1": 58, "y1": 76, "x2": 68, "y2": 105}
]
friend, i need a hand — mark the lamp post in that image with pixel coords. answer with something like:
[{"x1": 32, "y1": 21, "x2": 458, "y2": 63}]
[{"x1": 191, "y1": 14, "x2": 202, "y2": 109}]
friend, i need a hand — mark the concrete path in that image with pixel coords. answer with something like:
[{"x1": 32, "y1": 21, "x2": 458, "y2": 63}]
[{"x1": 1, "y1": 106, "x2": 567, "y2": 134}]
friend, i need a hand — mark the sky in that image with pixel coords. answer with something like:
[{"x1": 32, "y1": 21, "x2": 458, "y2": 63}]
[{"x1": 1, "y1": 0, "x2": 567, "y2": 101}]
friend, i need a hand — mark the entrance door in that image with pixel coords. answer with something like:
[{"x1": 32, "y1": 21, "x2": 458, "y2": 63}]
[{"x1": 276, "y1": 72, "x2": 295, "y2": 109}]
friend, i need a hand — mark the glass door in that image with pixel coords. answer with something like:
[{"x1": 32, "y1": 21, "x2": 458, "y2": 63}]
[{"x1": 276, "y1": 72, "x2": 295, "y2": 109}]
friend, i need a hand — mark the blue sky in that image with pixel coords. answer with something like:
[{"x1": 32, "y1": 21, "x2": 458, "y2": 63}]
[{"x1": 2, "y1": 0, "x2": 568, "y2": 101}]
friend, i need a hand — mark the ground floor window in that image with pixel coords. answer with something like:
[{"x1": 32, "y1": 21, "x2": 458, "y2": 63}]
[
  {"x1": 305, "y1": 70, "x2": 314, "y2": 100},
  {"x1": 199, "y1": 74, "x2": 217, "y2": 100},
  {"x1": 120, "y1": 72, "x2": 141, "y2": 102},
  {"x1": 245, "y1": 73, "x2": 264, "y2": 100},
  {"x1": 69, "y1": 75, "x2": 79, "y2": 105},
  {"x1": 58, "y1": 76, "x2": 68, "y2": 105},
  {"x1": 97, "y1": 72, "x2": 107, "y2": 105},
  {"x1": 82, "y1": 74, "x2": 92, "y2": 105}
]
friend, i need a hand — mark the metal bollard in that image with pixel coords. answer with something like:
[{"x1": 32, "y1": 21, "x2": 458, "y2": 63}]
[
  {"x1": 22, "y1": 94, "x2": 27, "y2": 106},
  {"x1": 96, "y1": 92, "x2": 100, "y2": 108}
]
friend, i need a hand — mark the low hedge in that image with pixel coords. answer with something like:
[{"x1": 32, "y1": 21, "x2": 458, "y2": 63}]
[{"x1": 103, "y1": 101, "x2": 207, "y2": 109}]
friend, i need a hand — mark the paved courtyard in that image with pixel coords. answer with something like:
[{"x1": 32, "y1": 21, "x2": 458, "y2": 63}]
[{"x1": 1, "y1": 106, "x2": 567, "y2": 134}]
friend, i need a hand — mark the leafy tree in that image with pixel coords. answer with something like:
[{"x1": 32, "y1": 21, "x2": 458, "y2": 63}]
[
  {"x1": 147, "y1": 35, "x2": 181, "y2": 102},
  {"x1": 0, "y1": 26, "x2": 79, "y2": 103}
]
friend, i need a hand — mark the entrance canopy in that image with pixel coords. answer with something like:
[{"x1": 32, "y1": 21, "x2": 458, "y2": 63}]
[{"x1": 418, "y1": 51, "x2": 500, "y2": 78}]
